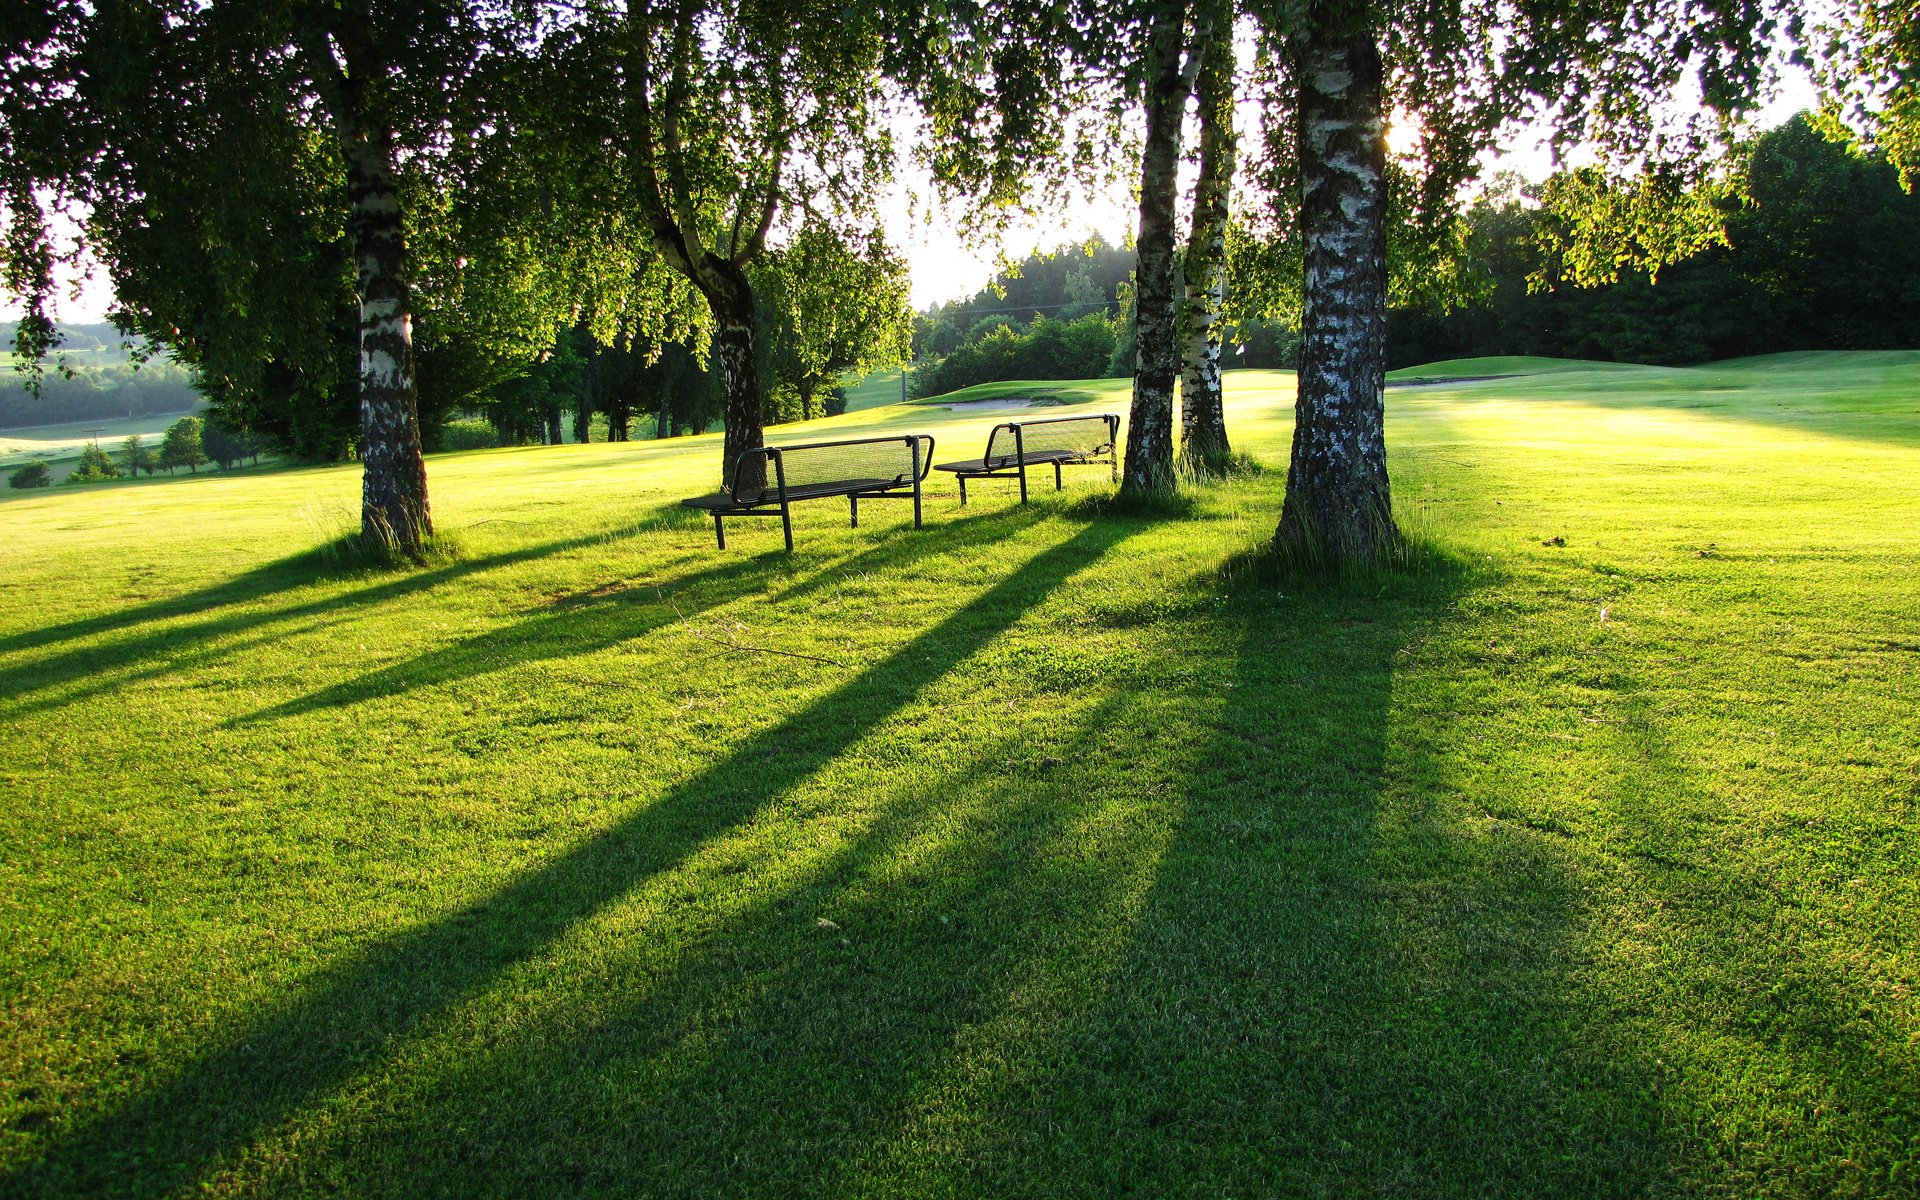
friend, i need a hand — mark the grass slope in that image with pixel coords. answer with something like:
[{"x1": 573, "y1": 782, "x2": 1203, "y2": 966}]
[
  {"x1": 2, "y1": 357, "x2": 1917, "y2": 1197},
  {"x1": 839, "y1": 367, "x2": 914, "y2": 412},
  {"x1": 1386, "y1": 354, "x2": 1643, "y2": 382}
]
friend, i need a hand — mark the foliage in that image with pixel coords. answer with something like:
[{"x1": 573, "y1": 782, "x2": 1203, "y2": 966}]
[
  {"x1": 1811, "y1": 0, "x2": 1920, "y2": 188},
  {"x1": 63, "y1": 442, "x2": 120, "y2": 484},
  {"x1": 119, "y1": 434, "x2": 156, "y2": 478},
  {"x1": 757, "y1": 225, "x2": 913, "y2": 423},
  {"x1": 0, "y1": 356, "x2": 200, "y2": 429},
  {"x1": 911, "y1": 313, "x2": 1120, "y2": 398},
  {"x1": 160, "y1": 415, "x2": 207, "y2": 475},
  {"x1": 1388, "y1": 115, "x2": 1920, "y2": 368},
  {"x1": 200, "y1": 419, "x2": 264, "y2": 471},
  {"x1": 437, "y1": 418, "x2": 501, "y2": 453},
  {"x1": 7, "y1": 460, "x2": 51, "y2": 489},
  {"x1": 914, "y1": 237, "x2": 1135, "y2": 358}
]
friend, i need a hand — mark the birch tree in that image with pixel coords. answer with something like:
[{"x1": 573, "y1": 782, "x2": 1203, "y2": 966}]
[
  {"x1": 1, "y1": 0, "x2": 495, "y2": 553},
  {"x1": 1256, "y1": 0, "x2": 1805, "y2": 563},
  {"x1": 1120, "y1": 0, "x2": 1192, "y2": 496},
  {"x1": 1178, "y1": 0, "x2": 1237, "y2": 474}
]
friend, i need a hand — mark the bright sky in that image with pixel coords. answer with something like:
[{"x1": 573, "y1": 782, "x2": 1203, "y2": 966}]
[{"x1": 6, "y1": 66, "x2": 1823, "y2": 325}]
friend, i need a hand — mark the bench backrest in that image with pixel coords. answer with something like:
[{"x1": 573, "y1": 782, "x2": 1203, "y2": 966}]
[
  {"x1": 983, "y1": 414, "x2": 1119, "y2": 468},
  {"x1": 730, "y1": 434, "x2": 934, "y2": 504}
]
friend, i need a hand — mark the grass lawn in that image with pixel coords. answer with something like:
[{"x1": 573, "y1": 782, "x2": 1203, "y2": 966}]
[
  {"x1": 2, "y1": 354, "x2": 1917, "y2": 1196},
  {"x1": 839, "y1": 366, "x2": 915, "y2": 411}
]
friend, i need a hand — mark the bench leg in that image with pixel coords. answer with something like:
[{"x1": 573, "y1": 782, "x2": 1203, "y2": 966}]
[
  {"x1": 850, "y1": 495, "x2": 859, "y2": 528},
  {"x1": 958, "y1": 476, "x2": 968, "y2": 505},
  {"x1": 780, "y1": 501, "x2": 794, "y2": 552},
  {"x1": 714, "y1": 513, "x2": 726, "y2": 550},
  {"x1": 1054, "y1": 462, "x2": 1063, "y2": 491},
  {"x1": 1018, "y1": 461, "x2": 1029, "y2": 504},
  {"x1": 913, "y1": 478, "x2": 923, "y2": 528}
]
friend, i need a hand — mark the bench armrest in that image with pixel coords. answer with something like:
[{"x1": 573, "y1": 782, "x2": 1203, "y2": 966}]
[{"x1": 727, "y1": 445, "x2": 788, "y2": 506}]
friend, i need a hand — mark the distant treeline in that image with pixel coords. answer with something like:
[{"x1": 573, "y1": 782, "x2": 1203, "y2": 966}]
[
  {"x1": 908, "y1": 238, "x2": 1300, "y2": 396},
  {"x1": 912, "y1": 237, "x2": 1135, "y2": 360},
  {"x1": 1, "y1": 324, "x2": 204, "y2": 428},
  {"x1": 906, "y1": 115, "x2": 1920, "y2": 394},
  {"x1": 1392, "y1": 116, "x2": 1920, "y2": 368}
]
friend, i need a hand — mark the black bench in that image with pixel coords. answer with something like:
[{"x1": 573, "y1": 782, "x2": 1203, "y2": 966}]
[
  {"x1": 933, "y1": 413, "x2": 1120, "y2": 504},
  {"x1": 681, "y1": 434, "x2": 934, "y2": 551}
]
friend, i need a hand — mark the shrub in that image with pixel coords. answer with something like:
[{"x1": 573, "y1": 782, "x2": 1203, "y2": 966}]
[
  {"x1": 438, "y1": 417, "x2": 500, "y2": 452},
  {"x1": 8, "y1": 460, "x2": 52, "y2": 489},
  {"x1": 912, "y1": 312, "x2": 1120, "y2": 398},
  {"x1": 65, "y1": 443, "x2": 122, "y2": 484}
]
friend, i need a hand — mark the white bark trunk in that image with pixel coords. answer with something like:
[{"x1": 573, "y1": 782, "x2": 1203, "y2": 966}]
[
  {"x1": 1276, "y1": 3, "x2": 1395, "y2": 562},
  {"x1": 1179, "y1": 0, "x2": 1235, "y2": 474},
  {"x1": 1122, "y1": 2, "x2": 1190, "y2": 496}
]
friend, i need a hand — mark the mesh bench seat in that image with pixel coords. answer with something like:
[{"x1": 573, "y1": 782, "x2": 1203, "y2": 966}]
[
  {"x1": 681, "y1": 434, "x2": 934, "y2": 551},
  {"x1": 933, "y1": 413, "x2": 1120, "y2": 504}
]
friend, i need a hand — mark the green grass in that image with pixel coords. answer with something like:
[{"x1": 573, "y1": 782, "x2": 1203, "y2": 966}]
[
  {"x1": 1385, "y1": 354, "x2": 1648, "y2": 383},
  {"x1": 839, "y1": 366, "x2": 915, "y2": 411},
  {"x1": 3, "y1": 356, "x2": 1918, "y2": 1196}
]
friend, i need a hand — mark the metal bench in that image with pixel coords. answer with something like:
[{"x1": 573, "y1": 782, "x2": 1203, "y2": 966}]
[
  {"x1": 681, "y1": 433, "x2": 934, "y2": 551},
  {"x1": 933, "y1": 413, "x2": 1120, "y2": 504}
]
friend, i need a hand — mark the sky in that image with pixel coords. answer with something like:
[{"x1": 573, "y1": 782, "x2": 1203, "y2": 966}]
[{"x1": 7, "y1": 65, "x2": 1821, "y2": 326}]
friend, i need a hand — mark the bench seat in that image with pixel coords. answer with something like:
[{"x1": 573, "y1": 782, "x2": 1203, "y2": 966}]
[
  {"x1": 933, "y1": 414, "x2": 1120, "y2": 503},
  {"x1": 681, "y1": 435, "x2": 933, "y2": 551}
]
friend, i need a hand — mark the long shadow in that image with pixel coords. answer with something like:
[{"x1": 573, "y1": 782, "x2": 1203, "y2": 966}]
[
  {"x1": 839, "y1": 558, "x2": 1670, "y2": 1194},
  {"x1": 271, "y1": 686, "x2": 1155, "y2": 1195},
  {"x1": 1572, "y1": 683, "x2": 1920, "y2": 1190},
  {"x1": 234, "y1": 502, "x2": 1064, "y2": 725},
  {"x1": 0, "y1": 506, "x2": 697, "y2": 711},
  {"x1": 5, "y1": 518, "x2": 1133, "y2": 1198}
]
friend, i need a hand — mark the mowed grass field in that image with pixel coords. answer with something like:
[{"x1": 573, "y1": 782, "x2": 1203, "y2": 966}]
[{"x1": 3, "y1": 354, "x2": 1918, "y2": 1197}]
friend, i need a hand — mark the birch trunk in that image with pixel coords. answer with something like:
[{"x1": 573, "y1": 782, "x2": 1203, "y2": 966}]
[
  {"x1": 706, "y1": 261, "x2": 767, "y2": 490},
  {"x1": 342, "y1": 125, "x2": 431, "y2": 550},
  {"x1": 1121, "y1": 2, "x2": 1189, "y2": 496},
  {"x1": 1275, "y1": 5, "x2": 1396, "y2": 562},
  {"x1": 1179, "y1": 0, "x2": 1235, "y2": 474}
]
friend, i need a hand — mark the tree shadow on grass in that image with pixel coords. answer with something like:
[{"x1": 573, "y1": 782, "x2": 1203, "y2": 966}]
[
  {"x1": 0, "y1": 501, "x2": 1057, "y2": 724},
  {"x1": 0, "y1": 505, "x2": 698, "y2": 710},
  {"x1": 3, "y1": 517, "x2": 1135, "y2": 1198},
  {"x1": 22, "y1": 534, "x2": 1672, "y2": 1198},
  {"x1": 804, "y1": 554, "x2": 1668, "y2": 1195}
]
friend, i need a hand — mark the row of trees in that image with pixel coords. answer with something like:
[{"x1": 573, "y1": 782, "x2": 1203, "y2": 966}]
[
  {"x1": 5, "y1": 416, "x2": 266, "y2": 490},
  {"x1": 5, "y1": 2, "x2": 1914, "y2": 562}
]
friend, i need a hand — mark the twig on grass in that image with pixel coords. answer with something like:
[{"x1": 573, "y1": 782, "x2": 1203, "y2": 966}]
[{"x1": 661, "y1": 589, "x2": 846, "y2": 667}]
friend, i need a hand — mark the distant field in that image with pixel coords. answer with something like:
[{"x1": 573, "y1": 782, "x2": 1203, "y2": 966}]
[
  {"x1": 0, "y1": 410, "x2": 207, "y2": 478},
  {"x1": 3, "y1": 353, "x2": 1917, "y2": 1196}
]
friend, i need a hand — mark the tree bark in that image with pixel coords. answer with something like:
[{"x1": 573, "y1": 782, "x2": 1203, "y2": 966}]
[
  {"x1": 1275, "y1": 4, "x2": 1395, "y2": 562},
  {"x1": 1179, "y1": 0, "x2": 1235, "y2": 474},
  {"x1": 342, "y1": 123, "x2": 432, "y2": 550},
  {"x1": 300, "y1": 11, "x2": 431, "y2": 552},
  {"x1": 706, "y1": 260, "x2": 766, "y2": 489},
  {"x1": 1122, "y1": 1, "x2": 1190, "y2": 496}
]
